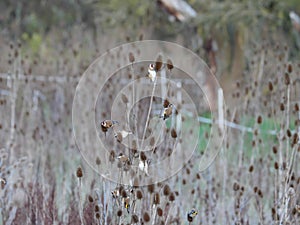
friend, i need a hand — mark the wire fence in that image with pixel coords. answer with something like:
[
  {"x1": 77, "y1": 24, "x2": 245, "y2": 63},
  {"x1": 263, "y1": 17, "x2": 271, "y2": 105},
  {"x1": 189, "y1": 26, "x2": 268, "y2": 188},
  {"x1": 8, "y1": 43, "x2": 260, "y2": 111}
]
[{"x1": 0, "y1": 72, "x2": 299, "y2": 139}]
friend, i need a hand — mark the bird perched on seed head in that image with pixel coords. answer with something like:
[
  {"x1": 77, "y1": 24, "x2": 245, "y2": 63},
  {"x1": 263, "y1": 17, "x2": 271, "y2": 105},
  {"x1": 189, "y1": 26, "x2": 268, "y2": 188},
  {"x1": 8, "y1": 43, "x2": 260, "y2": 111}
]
[
  {"x1": 147, "y1": 63, "x2": 157, "y2": 82},
  {"x1": 117, "y1": 153, "x2": 130, "y2": 163},
  {"x1": 111, "y1": 188, "x2": 120, "y2": 199},
  {"x1": 123, "y1": 196, "x2": 130, "y2": 213},
  {"x1": 160, "y1": 104, "x2": 173, "y2": 120},
  {"x1": 114, "y1": 130, "x2": 132, "y2": 143},
  {"x1": 139, "y1": 159, "x2": 151, "y2": 176},
  {"x1": 100, "y1": 120, "x2": 119, "y2": 134},
  {"x1": 187, "y1": 208, "x2": 198, "y2": 222},
  {"x1": 0, "y1": 177, "x2": 6, "y2": 188}
]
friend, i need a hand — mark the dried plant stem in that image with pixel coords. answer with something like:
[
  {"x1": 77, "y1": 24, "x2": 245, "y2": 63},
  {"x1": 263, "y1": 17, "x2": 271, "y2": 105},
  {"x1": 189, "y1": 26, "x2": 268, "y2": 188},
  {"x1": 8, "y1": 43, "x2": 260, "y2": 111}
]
[
  {"x1": 77, "y1": 182, "x2": 84, "y2": 225},
  {"x1": 141, "y1": 78, "x2": 157, "y2": 150},
  {"x1": 165, "y1": 203, "x2": 174, "y2": 225},
  {"x1": 151, "y1": 204, "x2": 157, "y2": 225},
  {"x1": 285, "y1": 85, "x2": 290, "y2": 159}
]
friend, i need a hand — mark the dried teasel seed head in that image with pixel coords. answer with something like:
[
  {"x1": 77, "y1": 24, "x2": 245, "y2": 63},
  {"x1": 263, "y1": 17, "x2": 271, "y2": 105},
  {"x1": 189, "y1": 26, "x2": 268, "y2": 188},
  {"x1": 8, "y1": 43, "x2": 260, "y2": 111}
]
[
  {"x1": 272, "y1": 146, "x2": 277, "y2": 154},
  {"x1": 286, "y1": 129, "x2": 292, "y2": 138},
  {"x1": 136, "y1": 189, "x2": 143, "y2": 199},
  {"x1": 287, "y1": 63, "x2": 293, "y2": 73},
  {"x1": 121, "y1": 189, "x2": 127, "y2": 198},
  {"x1": 129, "y1": 52, "x2": 135, "y2": 63},
  {"x1": 258, "y1": 189, "x2": 263, "y2": 198},
  {"x1": 155, "y1": 55, "x2": 163, "y2": 71},
  {"x1": 186, "y1": 167, "x2": 190, "y2": 175},
  {"x1": 109, "y1": 150, "x2": 115, "y2": 162},
  {"x1": 282, "y1": 161, "x2": 287, "y2": 170},
  {"x1": 233, "y1": 182, "x2": 240, "y2": 191},
  {"x1": 163, "y1": 185, "x2": 171, "y2": 196},
  {"x1": 140, "y1": 152, "x2": 147, "y2": 161},
  {"x1": 143, "y1": 212, "x2": 150, "y2": 222},
  {"x1": 257, "y1": 115, "x2": 262, "y2": 124},
  {"x1": 95, "y1": 212, "x2": 100, "y2": 219},
  {"x1": 167, "y1": 59, "x2": 173, "y2": 70},
  {"x1": 96, "y1": 157, "x2": 101, "y2": 165},
  {"x1": 284, "y1": 73, "x2": 290, "y2": 85},
  {"x1": 249, "y1": 165, "x2": 254, "y2": 172},
  {"x1": 88, "y1": 195, "x2": 94, "y2": 203},
  {"x1": 150, "y1": 136, "x2": 155, "y2": 146},
  {"x1": 76, "y1": 167, "x2": 83, "y2": 178},
  {"x1": 153, "y1": 192, "x2": 160, "y2": 204},
  {"x1": 147, "y1": 184, "x2": 155, "y2": 193},
  {"x1": 274, "y1": 162, "x2": 279, "y2": 170},
  {"x1": 131, "y1": 214, "x2": 139, "y2": 223},
  {"x1": 121, "y1": 94, "x2": 129, "y2": 104},
  {"x1": 295, "y1": 103, "x2": 299, "y2": 112},
  {"x1": 95, "y1": 205, "x2": 100, "y2": 212},
  {"x1": 171, "y1": 129, "x2": 177, "y2": 138},
  {"x1": 253, "y1": 186, "x2": 258, "y2": 193},
  {"x1": 117, "y1": 209, "x2": 122, "y2": 217},
  {"x1": 280, "y1": 103, "x2": 285, "y2": 111},
  {"x1": 292, "y1": 133, "x2": 299, "y2": 145},
  {"x1": 168, "y1": 192, "x2": 175, "y2": 202},
  {"x1": 157, "y1": 207, "x2": 163, "y2": 217}
]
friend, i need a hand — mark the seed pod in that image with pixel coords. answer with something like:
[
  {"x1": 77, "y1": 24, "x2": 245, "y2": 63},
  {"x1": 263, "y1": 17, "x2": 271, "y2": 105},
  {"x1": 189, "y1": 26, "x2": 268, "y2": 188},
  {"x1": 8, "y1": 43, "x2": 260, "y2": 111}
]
[
  {"x1": 167, "y1": 59, "x2": 173, "y2": 70},
  {"x1": 269, "y1": 81, "x2": 273, "y2": 91},
  {"x1": 143, "y1": 212, "x2": 150, "y2": 222},
  {"x1": 274, "y1": 162, "x2": 279, "y2": 170},
  {"x1": 287, "y1": 63, "x2": 293, "y2": 73},
  {"x1": 284, "y1": 73, "x2": 290, "y2": 85},
  {"x1": 88, "y1": 195, "x2": 94, "y2": 203},
  {"x1": 157, "y1": 207, "x2": 163, "y2": 217},
  {"x1": 249, "y1": 165, "x2": 254, "y2": 172},
  {"x1": 163, "y1": 185, "x2": 171, "y2": 196},
  {"x1": 155, "y1": 55, "x2": 163, "y2": 71},
  {"x1": 131, "y1": 214, "x2": 139, "y2": 223},
  {"x1": 121, "y1": 94, "x2": 128, "y2": 104},
  {"x1": 129, "y1": 52, "x2": 135, "y2": 63},
  {"x1": 168, "y1": 192, "x2": 175, "y2": 201},
  {"x1": 171, "y1": 129, "x2": 177, "y2": 138},
  {"x1": 257, "y1": 115, "x2": 262, "y2": 124},
  {"x1": 153, "y1": 192, "x2": 160, "y2": 204},
  {"x1": 76, "y1": 167, "x2": 83, "y2": 178}
]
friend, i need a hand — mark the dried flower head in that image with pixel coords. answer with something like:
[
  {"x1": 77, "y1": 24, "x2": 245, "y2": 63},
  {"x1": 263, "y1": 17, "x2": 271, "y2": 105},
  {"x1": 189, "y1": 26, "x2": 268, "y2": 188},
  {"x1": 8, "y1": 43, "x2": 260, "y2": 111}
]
[
  {"x1": 129, "y1": 52, "x2": 135, "y2": 63},
  {"x1": 167, "y1": 59, "x2": 173, "y2": 70},
  {"x1": 76, "y1": 167, "x2": 83, "y2": 178}
]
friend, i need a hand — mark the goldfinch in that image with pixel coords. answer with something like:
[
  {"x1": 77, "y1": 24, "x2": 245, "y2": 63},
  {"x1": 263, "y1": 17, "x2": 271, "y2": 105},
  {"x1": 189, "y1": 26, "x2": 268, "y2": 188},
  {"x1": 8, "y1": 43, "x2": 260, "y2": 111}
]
[
  {"x1": 139, "y1": 159, "x2": 150, "y2": 176},
  {"x1": 147, "y1": 63, "x2": 156, "y2": 82},
  {"x1": 0, "y1": 178, "x2": 6, "y2": 188},
  {"x1": 100, "y1": 120, "x2": 119, "y2": 133},
  {"x1": 111, "y1": 188, "x2": 120, "y2": 199},
  {"x1": 114, "y1": 130, "x2": 132, "y2": 143},
  {"x1": 123, "y1": 196, "x2": 130, "y2": 213},
  {"x1": 117, "y1": 154, "x2": 129, "y2": 163},
  {"x1": 161, "y1": 104, "x2": 173, "y2": 120},
  {"x1": 187, "y1": 209, "x2": 198, "y2": 222}
]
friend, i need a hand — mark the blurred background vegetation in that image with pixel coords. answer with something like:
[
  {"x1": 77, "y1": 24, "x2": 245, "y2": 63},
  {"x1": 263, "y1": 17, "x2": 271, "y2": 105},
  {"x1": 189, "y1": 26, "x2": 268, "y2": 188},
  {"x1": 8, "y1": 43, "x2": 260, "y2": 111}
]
[
  {"x1": 1, "y1": 0, "x2": 300, "y2": 99},
  {"x1": 1, "y1": 0, "x2": 300, "y2": 60}
]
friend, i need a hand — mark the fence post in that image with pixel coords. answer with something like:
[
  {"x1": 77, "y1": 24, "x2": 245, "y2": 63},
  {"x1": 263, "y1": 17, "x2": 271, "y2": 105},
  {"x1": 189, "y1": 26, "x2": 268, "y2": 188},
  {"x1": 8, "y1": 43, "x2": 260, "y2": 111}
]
[{"x1": 218, "y1": 88, "x2": 224, "y2": 132}]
